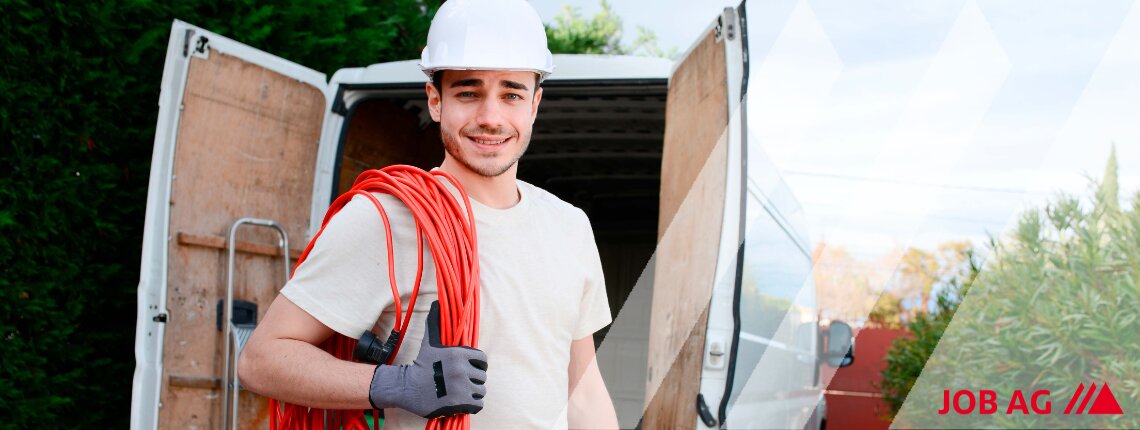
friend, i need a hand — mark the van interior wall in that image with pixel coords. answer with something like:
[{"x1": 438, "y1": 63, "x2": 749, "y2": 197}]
[
  {"x1": 521, "y1": 86, "x2": 667, "y2": 345},
  {"x1": 337, "y1": 99, "x2": 443, "y2": 193}
]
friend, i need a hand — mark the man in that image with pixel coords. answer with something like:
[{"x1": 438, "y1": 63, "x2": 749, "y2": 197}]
[{"x1": 237, "y1": 0, "x2": 620, "y2": 428}]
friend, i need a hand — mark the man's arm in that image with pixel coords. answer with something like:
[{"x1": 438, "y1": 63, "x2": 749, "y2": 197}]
[
  {"x1": 567, "y1": 336, "x2": 619, "y2": 429},
  {"x1": 237, "y1": 295, "x2": 374, "y2": 410}
]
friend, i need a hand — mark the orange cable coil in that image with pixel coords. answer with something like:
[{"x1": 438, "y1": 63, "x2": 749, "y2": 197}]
[{"x1": 269, "y1": 165, "x2": 481, "y2": 430}]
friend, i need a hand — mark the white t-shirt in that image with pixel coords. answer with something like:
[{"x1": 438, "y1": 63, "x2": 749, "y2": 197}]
[{"x1": 281, "y1": 177, "x2": 612, "y2": 429}]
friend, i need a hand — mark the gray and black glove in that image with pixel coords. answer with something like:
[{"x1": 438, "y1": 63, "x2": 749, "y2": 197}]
[{"x1": 368, "y1": 301, "x2": 488, "y2": 418}]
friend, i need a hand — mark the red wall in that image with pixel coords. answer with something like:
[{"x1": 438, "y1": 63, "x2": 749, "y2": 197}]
[{"x1": 822, "y1": 328, "x2": 909, "y2": 430}]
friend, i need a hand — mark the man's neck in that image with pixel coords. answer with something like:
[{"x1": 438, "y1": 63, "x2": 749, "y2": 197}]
[{"x1": 438, "y1": 159, "x2": 521, "y2": 209}]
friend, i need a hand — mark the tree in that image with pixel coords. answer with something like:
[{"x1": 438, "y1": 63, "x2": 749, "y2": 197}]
[
  {"x1": 888, "y1": 241, "x2": 973, "y2": 320},
  {"x1": 812, "y1": 240, "x2": 974, "y2": 328},
  {"x1": 545, "y1": 0, "x2": 676, "y2": 58},
  {"x1": 889, "y1": 147, "x2": 1139, "y2": 428},
  {"x1": 813, "y1": 242, "x2": 903, "y2": 323},
  {"x1": 880, "y1": 250, "x2": 979, "y2": 415},
  {"x1": 1, "y1": 1, "x2": 440, "y2": 427},
  {"x1": 868, "y1": 291, "x2": 905, "y2": 329}
]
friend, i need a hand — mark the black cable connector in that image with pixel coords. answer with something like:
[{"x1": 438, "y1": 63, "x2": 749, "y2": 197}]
[{"x1": 355, "y1": 329, "x2": 401, "y2": 365}]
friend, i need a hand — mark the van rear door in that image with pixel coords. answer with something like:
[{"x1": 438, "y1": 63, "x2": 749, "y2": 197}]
[
  {"x1": 131, "y1": 21, "x2": 328, "y2": 430},
  {"x1": 643, "y1": 4, "x2": 748, "y2": 428}
]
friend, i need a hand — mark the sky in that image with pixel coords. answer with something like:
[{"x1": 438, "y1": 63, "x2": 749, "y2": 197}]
[{"x1": 534, "y1": 0, "x2": 1140, "y2": 260}]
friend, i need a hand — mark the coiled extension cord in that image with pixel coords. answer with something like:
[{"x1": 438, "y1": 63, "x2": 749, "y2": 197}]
[{"x1": 269, "y1": 165, "x2": 481, "y2": 430}]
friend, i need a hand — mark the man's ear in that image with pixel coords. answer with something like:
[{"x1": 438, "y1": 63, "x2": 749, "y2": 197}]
[
  {"x1": 426, "y1": 82, "x2": 442, "y2": 122},
  {"x1": 530, "y1": 86, "x2": 543, "y2": 121}
]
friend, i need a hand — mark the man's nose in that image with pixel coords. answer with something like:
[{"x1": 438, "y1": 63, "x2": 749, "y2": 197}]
[{"x1": 474, "y1": 97, "x2": 505, "y2": 128}]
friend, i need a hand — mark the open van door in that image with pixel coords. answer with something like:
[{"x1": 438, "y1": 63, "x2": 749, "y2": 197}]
[
  {"x1": 131, "y1": 21, "x2": 327, "y2": 430},
  {"x1": 643, "y1": 4, "x2": 748, "y2": 428}
]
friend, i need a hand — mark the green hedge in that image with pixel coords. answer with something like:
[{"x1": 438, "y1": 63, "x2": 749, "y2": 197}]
[{"x1": 0, "y1": 1, "x2": 438, "y2": 427}]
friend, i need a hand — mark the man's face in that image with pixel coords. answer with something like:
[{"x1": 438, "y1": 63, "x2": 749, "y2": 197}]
[{"x1": 426, "y1": 69, "x2": 543, "y2": 178}]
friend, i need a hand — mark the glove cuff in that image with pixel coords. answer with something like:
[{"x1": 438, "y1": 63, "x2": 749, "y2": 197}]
[{"x1": 368, "y1": 364, "x2": 407, "y2": 411}]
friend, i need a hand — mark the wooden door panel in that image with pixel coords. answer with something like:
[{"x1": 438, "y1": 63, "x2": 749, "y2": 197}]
[
  {"x1": 159, "y1": 48, "x2": 324, "y2": 430},
  {"x1": 643, "y1": 25, "x2": 730, "y2": 428}
]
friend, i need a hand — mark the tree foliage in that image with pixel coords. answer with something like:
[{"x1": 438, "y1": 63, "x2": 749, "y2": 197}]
[
  {"x1": 880, "y1": 252, "x2": 979, "y2": 414},
  {"x1": 885, "y1": 148, "x2": 1140, "y2": 428},
  {"x1": 0, "y1": 1, "x2": 439, "y2": 427},
  {"x1": 887, "y1": 241, "x2": 975, "y2": 321},
  {"x1": 545, "y1": 0, "x2": 676, "y2": 59},
  {"x1": 813, "y1": 243, "x2": 898, "y2": 323},
  {"x1": 868, "y1": 291, "x2": 906, "y2": 329},
  {"x1": 857, "y1": 241, "x2": 974, "y2": 330}
]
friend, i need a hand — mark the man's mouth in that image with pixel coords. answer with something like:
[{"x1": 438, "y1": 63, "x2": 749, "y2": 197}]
[{"x1": 467, "y1": 135, "x2": 512, "y2": 149}]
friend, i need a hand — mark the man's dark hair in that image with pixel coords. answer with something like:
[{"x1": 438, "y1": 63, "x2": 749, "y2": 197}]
[{"x1": 431, "y1": 70, "x2": 541, "y2": 94}]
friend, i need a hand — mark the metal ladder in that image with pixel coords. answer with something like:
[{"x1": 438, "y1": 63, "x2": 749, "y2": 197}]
[{"x1": 221, "y1": 218, "x2": 290, "y2": 430}]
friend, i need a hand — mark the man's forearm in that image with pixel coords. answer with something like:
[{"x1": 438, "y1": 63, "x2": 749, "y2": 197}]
[
  {"x1": 238, "y1": 337, "x2": 374, "y2": 410},
  {"x1": 568, "y1": 337, "x2": 619, "y2": 429}
]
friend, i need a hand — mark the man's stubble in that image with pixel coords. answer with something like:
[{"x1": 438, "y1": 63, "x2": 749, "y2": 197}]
[{"x1": 439, "y1": 109, "x2": 531, "y2": 178}]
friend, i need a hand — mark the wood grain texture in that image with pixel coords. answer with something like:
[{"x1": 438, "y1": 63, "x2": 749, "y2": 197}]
[
  {"x1": 657, "y1": 29, "x2": 728, "y2": 238},
  {"x1": 337, "y1": 99, "x2": 442, "y2": 194},
  {"x1": 642, "y1": 28, "x2": 729, "y2": 429},
  {"x1": 158, "y1": 50, "x2": 323, "y2": 430},
  {"x1": 177, "y1": 232, "x2": 303, "y2": 259}
]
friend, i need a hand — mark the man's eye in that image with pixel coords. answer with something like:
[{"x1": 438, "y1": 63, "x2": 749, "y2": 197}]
[
  {"x1": 457, "y1": 91, "x2": 477, "y2": 98},
  {"x1": 505, "y1": 93, "x2": 523, "y2": 101}
]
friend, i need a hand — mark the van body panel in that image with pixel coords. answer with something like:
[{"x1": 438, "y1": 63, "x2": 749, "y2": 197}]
[
  {"x1": 718, "y1": 143, "x2": 821, "y2": 429},
  {"x1": 700, "y1": 4, "x2": 753, "y2": 428},
  {"x1": 130, "y1": 21, "x2": 327, "y2": 430}
]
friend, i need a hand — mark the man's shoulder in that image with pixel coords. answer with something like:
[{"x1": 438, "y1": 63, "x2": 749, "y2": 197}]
[
  {"x1": 518, "y1": 180, "x2": 589, "y2": 223},
  {"x1": 326, "y1": 192, "x2": 417, "y2": 234}
]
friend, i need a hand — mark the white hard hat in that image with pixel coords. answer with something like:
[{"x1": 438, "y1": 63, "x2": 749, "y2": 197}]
[{"x1": 420, "y1": 0, "x2": 555, "y2": 82}]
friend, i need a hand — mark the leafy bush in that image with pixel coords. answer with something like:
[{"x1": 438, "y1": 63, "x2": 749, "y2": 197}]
[
  {"x1": 880, "y1": 276, "x2": 970, "y2": 415},
  {"x1": 879, "y1": 242, "x2": 980, "y2": 414},
  {"x1": 887, "y1": 149, "x2": 1140, "y2": 428},
  {"x1": 1, "y1": 1, "x2": 438, "y2": 427}
]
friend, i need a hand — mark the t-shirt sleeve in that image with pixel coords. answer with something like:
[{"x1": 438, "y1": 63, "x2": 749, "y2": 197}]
[
  {"x1": 281, "y1": 194, "x2": 395, "y2": 339},
  {"x1": 572, "y1": 210, "x2": 612, "y2": 340}
]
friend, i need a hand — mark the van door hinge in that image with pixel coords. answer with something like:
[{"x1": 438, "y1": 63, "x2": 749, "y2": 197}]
[
  {"x1": 697, "y1": 393, "x2": 718, "y2": 427},
  {"x1": 192, "y1": 36, "x2": 210, "y2": 59},
  {"x1": 153, "y1": 313, "x2": 168, "y2": 323}
]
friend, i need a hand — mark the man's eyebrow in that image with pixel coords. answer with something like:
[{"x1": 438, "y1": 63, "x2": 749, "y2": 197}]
[
  {"x1": 449, "y1": 78, "x2": 483, "y2": 88},
  {"x1": 501, "y1": 80, "x2": 529, "y2": 91}
]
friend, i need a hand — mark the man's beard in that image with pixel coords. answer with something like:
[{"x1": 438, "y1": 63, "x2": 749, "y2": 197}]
[{"x1": 440, "y1": 125, "x2": 530, "y2": 178}]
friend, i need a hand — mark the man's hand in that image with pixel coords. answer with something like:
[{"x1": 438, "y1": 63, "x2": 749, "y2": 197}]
[{"x1": 369, "y1": 301, "x2": 488, "y2": 418}]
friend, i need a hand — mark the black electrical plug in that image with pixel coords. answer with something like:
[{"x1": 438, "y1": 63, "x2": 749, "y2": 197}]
[{"x1": 355, "y1": 329, "x2": 401, "y2": 365}]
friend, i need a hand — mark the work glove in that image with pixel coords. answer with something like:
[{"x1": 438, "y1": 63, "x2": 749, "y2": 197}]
[{"x1": 368, "y1": 301, "x2": 488, "y2": 418}]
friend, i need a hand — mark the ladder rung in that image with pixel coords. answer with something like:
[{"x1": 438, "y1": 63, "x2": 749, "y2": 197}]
[{"x1": 178, "y1": 231, "x2": 303, "y2": 258}]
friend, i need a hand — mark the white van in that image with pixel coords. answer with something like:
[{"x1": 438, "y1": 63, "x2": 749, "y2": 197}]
[{"x1": 131, "y1": 4, "x2": 853, "y2": 429}]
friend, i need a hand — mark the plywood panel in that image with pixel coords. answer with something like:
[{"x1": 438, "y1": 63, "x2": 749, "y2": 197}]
[
  {"x1": 158, "y1": 50, "x2": 324, "y2": 430},
  {"x1": 643, "y1": 27, "x2": 729, "y2": 428},
  {"x1": 337, "y1": 99, "x2": 442, "y2": 194},
  {"x1": 657, "y1": 29, "x2": 728, "y2": 238}
]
